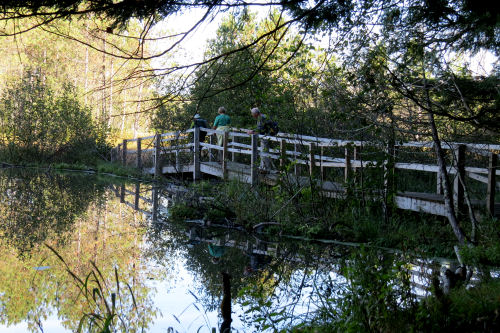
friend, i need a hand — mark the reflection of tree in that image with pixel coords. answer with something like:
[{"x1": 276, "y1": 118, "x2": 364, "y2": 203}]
[
  {"x1": 0, "y1": 171, "x2": 165, "y2": 332},
  {"x1": 0, "y1": 168, "x2": 108, "y2": 254},
  {"x1": 145, "y1": 211, "x2": 354, "y2": 328},
  {"x1": 238, "y1": 246, "x2": 418, "y2": 332}
]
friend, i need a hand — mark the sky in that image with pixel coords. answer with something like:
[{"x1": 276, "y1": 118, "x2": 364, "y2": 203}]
[{"x1": 149, "y1": 5, "x2": 497, "y2": 78}]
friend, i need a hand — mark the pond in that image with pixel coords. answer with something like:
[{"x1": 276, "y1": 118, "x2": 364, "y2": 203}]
[{"x1": 0, "y1": 168, "x2": 455, "y2": 332}]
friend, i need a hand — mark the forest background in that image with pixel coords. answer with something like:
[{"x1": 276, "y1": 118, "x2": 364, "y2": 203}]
[{"x1": 0, "y1": 1, "x2": 498, "y2": 163}]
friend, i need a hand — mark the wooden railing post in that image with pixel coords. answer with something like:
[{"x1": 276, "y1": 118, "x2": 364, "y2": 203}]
[
  {"x1": 231, "y1": 135, "x2": 237, "y2": 162},
  {"x1": 209, "y1": 134, "x2": 214, "y2": 162},
  {"x1": 136, "y1": 138, "x2": 142, "y2": 171},
  {"x1": 345, "y1": 146, "x2": 352, "y2": 182},
  {"x1": 122, "y1": 139, "x2": 127, "y2": 166},
  {"x1": 251, "y1": 134, "x2": 259, "y2": 185},
  {"x1": 453, "y1": 144, "x2": 466, "y2": 216},
  {"x1": 193, "y1": 127, "x2": 201, "y2": 180},
  {"x1": 383, "y1": 141, "x2": 396, "y2": 220},
  {"x1": 116, "y1": 144, "x2": 121, "y2": 163},
  {"x1": 175, "y1": 151, "x2": 181, "y2": 171},
  {"x1": 353, "y1": 146, "x2": 359, "y2": 176},
  {"x1": 309, "y1": 143, "x2": 315, "y2": 177},
  {"x1": 222, "y1": 131, "x2": 229, "y2": 180},
  {"x1": 487, "y1": 152, "x2": 497, "y2": 216},
  {"x1": 154, "y1": 134, "x2": 161, "y2": 178},
  {"x1": 280, "y1": 139, "x2": 286, "y2": 168},
  {"x1": 294, "y1": 143, "x2": 300, "y2": 176},
  {"x1": 120, "y1": 184, "x2": 125, "y2": 203}
]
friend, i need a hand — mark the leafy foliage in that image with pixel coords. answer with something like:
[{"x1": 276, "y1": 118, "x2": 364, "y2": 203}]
[{"x1": 0, "y1": 69, "x2": 106, "y2": 163}]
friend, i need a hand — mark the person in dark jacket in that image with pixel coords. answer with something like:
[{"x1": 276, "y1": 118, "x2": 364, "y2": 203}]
[{"x1": 190, "y1": 113, "x2": 209, "y2": 142}]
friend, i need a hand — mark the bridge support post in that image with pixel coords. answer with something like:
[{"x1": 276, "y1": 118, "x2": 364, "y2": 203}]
[
  {"x1": 154, "y1": 134, "x2": 161, "y2": 178},
  {"x1": 134, "y1": 182, "x2": 140, "y2": 210},
  {"x1": 453, "y1": 145, "x2": 466, "y2": 216},
  {"x1": 136, "y1": 138, "x2": 142, "y2": 172},
  {"x1": 309, "y1": 143, "x2": 316, "y2": 177},
  {"x1": 294, "y1": 144, "x2": 300, "y2": 176},
  {"x1": 122, "y1": 139, "x2": 127, "y2": 166},
  {"x1": 345, "y1": 147, "x2": 352, "y2": 182},
  {"x1": 353, "y1": 146, "x2": 359, "y2": 177},
  {"x1": 383, "y1": 142, "x2": 396, "y2": 221},
  {"x1": 222, "y1": 131, "x2": 229, "y2": 180},
  {"x1": 120, "y1": 184, "x2": 125, "y2": 203},
  {"x1": 116, "y1": 144, "x2": 121, "y2": 163},
  {"x1": 251, "y1": 134, "x2": 259, "y2": 185},
  {"x1": 280, "y1": 139, "x2": 286, "y2": 168},
  {"x1": 209, "y1": 135, "x2": 213, "y2": 162},
  {"x1": 193, "y1": 127, "x2": 201, "y2": 180},
  {"x1": 487, "y1": 152, "x2": 497, "y2": 216}
]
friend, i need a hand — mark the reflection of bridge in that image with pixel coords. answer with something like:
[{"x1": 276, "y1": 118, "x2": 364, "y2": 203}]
[
  {"x1": 112, "y1": 128, "x2": 500, "y2": 218},
  {"x1": 111, "y1": 182, "x2": 499, "y2": 299},
  {"x1": 108, "y1": 183, "x2": 444, "y2": 297}
]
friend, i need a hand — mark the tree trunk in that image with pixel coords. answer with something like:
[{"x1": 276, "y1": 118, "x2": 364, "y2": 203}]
[
  {"x1": 428, "y1": 112, "x2": 466, "y2": 245},
  {"x1": 422, "y1": 60, "x2": 467, "y2": 245}
]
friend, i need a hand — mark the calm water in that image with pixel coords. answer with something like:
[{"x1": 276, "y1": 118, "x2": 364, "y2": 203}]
[{"x1": 0, "y1": 168, "x2": 437, "y2": 332}]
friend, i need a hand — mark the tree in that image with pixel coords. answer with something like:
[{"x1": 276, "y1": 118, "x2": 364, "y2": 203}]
[{"x1": 0, "y1": 69, "x2": 104, "y2": 163}]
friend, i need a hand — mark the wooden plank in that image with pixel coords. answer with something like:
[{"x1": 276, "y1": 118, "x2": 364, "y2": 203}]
[
  {"x1": 395, "y1": 162, "x2": 439, "y2": 173},
  {"x1": 395, "y1": 195, "x2": 447, "y2": 216},
  {"x1": 162, "y1": 164, "x2": 193, "y2": 174},
  {"x1": 468, "y1": 172, "x2": 488, "y2": 184}
]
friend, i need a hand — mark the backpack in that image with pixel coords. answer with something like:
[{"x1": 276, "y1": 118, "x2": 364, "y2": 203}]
[{"x1": 264, "y1": 119, "x2": 279, "y2": 136}]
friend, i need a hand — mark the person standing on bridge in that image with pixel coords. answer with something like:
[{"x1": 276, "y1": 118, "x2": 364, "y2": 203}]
[
  {"x1": 213, "y1": 107, "x2": 231, "y2": 162},
  {"x1": 213, "y1": 106, "x2": 231, "y2": 145},
  {"x1": 190, "y1": 114, "x2": 209, "y2": 143},
  {"x1": 247, "y1": 107, "x2": 276, "y2": 170}
]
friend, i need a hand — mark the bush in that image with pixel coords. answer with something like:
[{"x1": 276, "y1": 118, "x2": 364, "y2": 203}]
[{"x1": 0, "y1": 69, "x2": 106, "y2": 164}]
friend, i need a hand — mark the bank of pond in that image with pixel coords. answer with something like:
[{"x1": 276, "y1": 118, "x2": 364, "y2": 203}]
[{"x1": 0, "y1": 167, "x2": 499, "y2": 332}]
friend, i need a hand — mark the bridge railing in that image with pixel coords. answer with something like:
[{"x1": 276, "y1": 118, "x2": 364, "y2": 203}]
[{"x1": 112, "y1": 128, "x2": 499, "y2": 216}]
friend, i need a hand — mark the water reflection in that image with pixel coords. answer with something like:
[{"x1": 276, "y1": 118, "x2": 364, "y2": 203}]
[
  {"x1": 0, "y1": 168, "x2": 108, "y2": 254},
  {"x1": 0, "y1": 169, "x2": 159, "y2": 332},
  {"x1": 1, "y1": 169, "x2": 474, "y2": 332}
]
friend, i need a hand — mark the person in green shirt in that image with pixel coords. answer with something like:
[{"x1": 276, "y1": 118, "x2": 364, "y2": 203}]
[{"x1": 213, "y1": 106, "x2": 231, "y2": 146}]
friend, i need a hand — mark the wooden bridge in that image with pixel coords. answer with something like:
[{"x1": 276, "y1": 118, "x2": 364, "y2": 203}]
[{"x1": 111, "y1": 127, "x2": 500, "y2": 218}]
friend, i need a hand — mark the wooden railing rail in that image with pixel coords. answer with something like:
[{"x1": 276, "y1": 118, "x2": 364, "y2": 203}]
[{"x1": 113, "y1": 127, "x2": 499, "y2": 216}]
